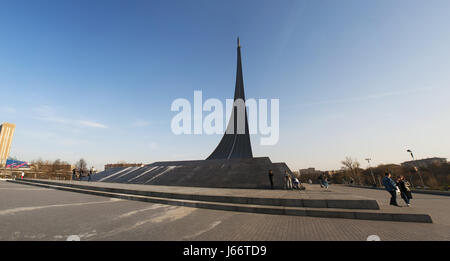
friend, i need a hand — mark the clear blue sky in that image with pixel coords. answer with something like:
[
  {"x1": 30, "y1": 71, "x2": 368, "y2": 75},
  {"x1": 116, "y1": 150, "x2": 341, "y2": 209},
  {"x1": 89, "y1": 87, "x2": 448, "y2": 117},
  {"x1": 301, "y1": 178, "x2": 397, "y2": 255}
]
[{"x1": 1, "y1": 0, "x2": 449, "y2": 171}]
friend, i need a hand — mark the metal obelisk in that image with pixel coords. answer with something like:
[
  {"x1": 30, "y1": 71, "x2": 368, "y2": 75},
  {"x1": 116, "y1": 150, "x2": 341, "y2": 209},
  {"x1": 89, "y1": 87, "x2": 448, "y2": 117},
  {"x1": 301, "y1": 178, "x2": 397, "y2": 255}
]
[{"x1": 207, "y1": 37, "x2": 253, "y2": 160}]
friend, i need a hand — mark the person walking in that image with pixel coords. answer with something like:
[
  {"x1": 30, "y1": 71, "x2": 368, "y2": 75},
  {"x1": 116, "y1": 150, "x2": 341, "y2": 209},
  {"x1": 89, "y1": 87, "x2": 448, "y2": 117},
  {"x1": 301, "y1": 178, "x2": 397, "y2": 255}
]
[
  {"x1": 88, "y1": 167, "x2": 93, "y2": 182},
  {"x1": 318, "y1": 174, "x2": 324, "y2": 188},
  {"x1": 382, "y1": 172, "x2": 399, "y2": 206},
  {"x1": 21, "y1": 171, "x2": 24, "y2": 180},
  {"x1": 268, "y1": 169, "x2": 274, "y2": 189},
  {"x1": 398, "y1": 176, "x2": 413, "y2": 207},
  {"x1": 79, "y1": 168, "x2": 83, "y2": 181},
  {"x1": 322, "y1": 176, "x2": 329, "y2": 190},
  {"x1": 72, "y1": 168, "x2": 77, "y2": 180}
]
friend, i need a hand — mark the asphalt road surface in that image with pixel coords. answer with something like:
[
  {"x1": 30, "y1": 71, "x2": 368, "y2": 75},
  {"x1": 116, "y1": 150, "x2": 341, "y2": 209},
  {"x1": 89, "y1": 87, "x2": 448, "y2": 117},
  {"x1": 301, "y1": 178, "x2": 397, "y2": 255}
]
[{"x1": 1, "y1": 181, "x2": 449, "y2": 241}]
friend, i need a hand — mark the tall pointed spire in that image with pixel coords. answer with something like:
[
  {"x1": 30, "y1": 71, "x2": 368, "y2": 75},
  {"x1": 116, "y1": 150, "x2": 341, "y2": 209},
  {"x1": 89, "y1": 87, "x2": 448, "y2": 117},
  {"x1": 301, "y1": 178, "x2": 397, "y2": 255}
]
[{"x1": 207, "y1": 38, "x2": 253, "y2": 160}]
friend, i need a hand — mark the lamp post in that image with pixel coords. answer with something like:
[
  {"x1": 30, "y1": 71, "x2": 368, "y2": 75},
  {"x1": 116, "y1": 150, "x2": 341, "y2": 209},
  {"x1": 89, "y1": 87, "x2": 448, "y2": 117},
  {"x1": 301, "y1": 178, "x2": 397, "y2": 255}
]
[
  {"x1": 365, "y1": 158, "x2": 377, "y2": 187},
  {"x1": 406, "y1": 149, "x2": 425, "y2": 188}
]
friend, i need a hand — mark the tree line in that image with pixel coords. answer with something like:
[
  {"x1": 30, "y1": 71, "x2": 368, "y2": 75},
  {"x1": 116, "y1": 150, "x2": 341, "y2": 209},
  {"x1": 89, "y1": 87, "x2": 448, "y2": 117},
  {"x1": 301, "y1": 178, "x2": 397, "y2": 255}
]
[{"x1": 333, "y1": 157, "x2": 450, "y2": 190}]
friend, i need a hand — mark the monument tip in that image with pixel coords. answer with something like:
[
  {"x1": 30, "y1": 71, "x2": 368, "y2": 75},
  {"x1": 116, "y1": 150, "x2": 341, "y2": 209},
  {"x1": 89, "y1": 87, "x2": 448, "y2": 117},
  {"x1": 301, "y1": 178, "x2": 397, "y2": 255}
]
[{"x1": 237, "y1": 37, "x2": 240, "y2": 47}]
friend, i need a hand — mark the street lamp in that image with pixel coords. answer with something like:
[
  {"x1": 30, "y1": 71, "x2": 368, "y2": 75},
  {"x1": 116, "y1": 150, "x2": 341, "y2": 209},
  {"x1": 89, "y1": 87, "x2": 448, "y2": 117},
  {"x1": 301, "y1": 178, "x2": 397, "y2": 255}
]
[
  {"x1": 406, "y1": 149, "x2": 425, "y2": 188},
  {"x1": 365, "y1": 158, "x2": 377, "y2": 187}
]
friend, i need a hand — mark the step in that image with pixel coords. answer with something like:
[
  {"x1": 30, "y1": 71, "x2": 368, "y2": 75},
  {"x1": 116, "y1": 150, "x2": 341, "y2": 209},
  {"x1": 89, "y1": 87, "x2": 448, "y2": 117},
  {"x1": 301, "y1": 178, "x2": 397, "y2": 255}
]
[
  {"x1": 16, "y1": 178, "x2": 379, "y2": 210},
  {"x1": 8, "y1": 179, "x2": 433, "y2": 223}
]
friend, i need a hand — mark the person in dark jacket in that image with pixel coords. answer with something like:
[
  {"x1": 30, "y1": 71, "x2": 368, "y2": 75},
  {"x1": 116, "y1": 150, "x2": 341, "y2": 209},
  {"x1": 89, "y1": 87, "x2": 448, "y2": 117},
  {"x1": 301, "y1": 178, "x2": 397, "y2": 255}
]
[
  {"x1": 318, "y1": 174, "x2": 324, "y2": 188},
  {"x1": 268, "y1": 169, "x2": 274, "y2": 189},
  {"x1": 72, "y1": 168, "x2": 77, "y2": 180},
  {"x1": 382, "y1": 172, "x2": 399, "y2": 206},
  {"x1": 322, "y1": 176, "x2": 329, "y2": 189},
  {"x1": 397, "y1": 176, "x2": 413, "y2": 206}
]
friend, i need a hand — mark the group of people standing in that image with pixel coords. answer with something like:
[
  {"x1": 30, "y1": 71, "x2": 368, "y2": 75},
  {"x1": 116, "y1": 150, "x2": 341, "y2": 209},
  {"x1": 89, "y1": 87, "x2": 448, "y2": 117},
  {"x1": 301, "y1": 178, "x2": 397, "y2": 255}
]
[
  {"x1": 267, "y1": 169, "x2": 303, "y2": 190},
  {"x1": 284, "y1": 170, "x2": 302, "y2": 190},
  {"x1": 382, "y1": 172, "x2": 413, "y2": 207},
  {"x1": 72, "y1": 167, "x2": 96, "y2": 181}
]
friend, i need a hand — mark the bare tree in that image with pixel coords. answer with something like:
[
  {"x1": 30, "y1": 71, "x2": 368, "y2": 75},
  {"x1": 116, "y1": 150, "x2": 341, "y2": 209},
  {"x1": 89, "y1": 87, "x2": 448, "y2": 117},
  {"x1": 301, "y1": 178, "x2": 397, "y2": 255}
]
[
  {"x1": 52, "y1": 159, "x2": 61, "y2": 172},
  {"x1": 341, "y1": 157, "x2": 362, "y2": 184},
  {"x1": 75, "y1": 158, "x2": 88, "y2": 172}
]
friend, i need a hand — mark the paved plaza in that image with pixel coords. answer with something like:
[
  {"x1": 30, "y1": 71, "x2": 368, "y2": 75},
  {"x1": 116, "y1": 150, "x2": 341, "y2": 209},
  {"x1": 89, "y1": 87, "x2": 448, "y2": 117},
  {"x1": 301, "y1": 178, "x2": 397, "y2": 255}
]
[{"x1": 0, "y1": 180, "x2": 449, "y2": 241}]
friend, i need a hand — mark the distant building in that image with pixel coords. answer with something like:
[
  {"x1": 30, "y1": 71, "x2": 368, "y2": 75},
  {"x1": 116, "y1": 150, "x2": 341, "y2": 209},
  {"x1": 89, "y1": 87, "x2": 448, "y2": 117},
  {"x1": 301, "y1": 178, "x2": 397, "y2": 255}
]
[
  {"x1": 298, "y1": 168, "x2": 338, "y2": 180},
  {"x1": 105, "y1": 163, "x2": 144, "y2": 170},
  {"x1": 401, "y1": 157, "x2": 447, "y2": 168},
  {"x1": 0, "y1": 123, "x2": 16, "y2": 167},
  {"x1": 324, "y1": 170, "x2": 340, "y2": 176},
  {"x1": 299, "y1": 168, "x2": 321, "y2": 175},
  {"x1": 298, "y1": 167, "x2": 332, "y2": 183}
]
